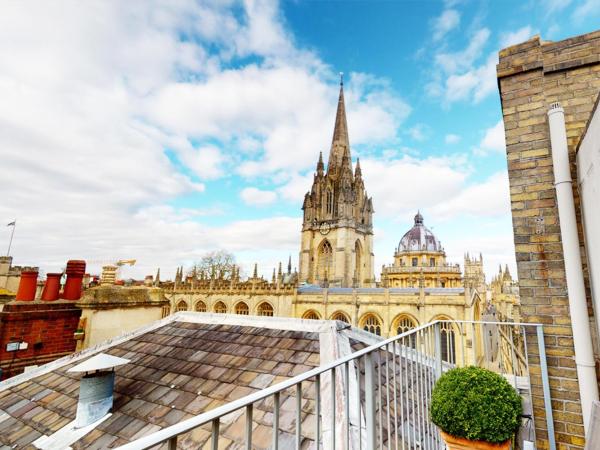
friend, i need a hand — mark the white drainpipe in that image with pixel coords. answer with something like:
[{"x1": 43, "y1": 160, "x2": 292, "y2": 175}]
[{"x1": 548, "y1": 102, "x2": 599, "y2": 433}]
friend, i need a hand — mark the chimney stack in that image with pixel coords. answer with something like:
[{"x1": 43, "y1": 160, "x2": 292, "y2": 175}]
[
  {"x1": 15, "y1": 270, "x2": 39, "y2": 301},
  {"x1": 41, "y1": 273, "x2": 62, "y2": 301},
  {"x1": 62, "y1": 260, "x2": 86, "y2": 300}
]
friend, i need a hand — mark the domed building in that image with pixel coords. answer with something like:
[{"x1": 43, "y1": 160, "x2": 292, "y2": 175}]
[{"x1": 381, "y1": 212, "x2": 462, "y2": 288}]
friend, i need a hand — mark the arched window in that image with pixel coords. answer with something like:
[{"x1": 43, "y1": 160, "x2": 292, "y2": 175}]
[
  {"x1": 235, "y1": 302, "x2": 249, "y2": 315},
  {"x1": 214, "y1": 301, "x2": 227, "y2": 314},
  {"x1": 440, "y1": 320, "x2": 456, "y2": 364},
  {"x1": 176, "y1": 300, "x2": 187, "y2": 312},
  {"x1": 330, "y1": 311, "x2": 350, "y2": 323},
  {"x1": 394, "y1": 315, "x2": 417, "y2": 348},
  {"x1": 361, "y1": 314, "x2": 382, "y2": 336},
  {"x1": 303, "y1": 310, "x2": 321, "y2": 320},
  {"x1": 317, "y1": 240, "x2": 333, "y2": 282},
  {"x1": 195, "y1": 301, "x2": 207, "y2": 312},
  {"x1": 257, "y1": 302, "x2": 274, "y2": 317},
  {"x1": 354, "y1": 240, "x2": 362, "y2": 286}
]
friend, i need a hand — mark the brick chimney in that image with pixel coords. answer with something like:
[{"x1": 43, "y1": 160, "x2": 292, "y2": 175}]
[
  {"x1": 15, "y1": 270, "x2": 38, "y2": 301},
  {"x1": 62, "y1": 260, "x2": 86, "y2": 300},
  {"x1": 41, "y1": 273, "x2": 62, "y2": 301}
]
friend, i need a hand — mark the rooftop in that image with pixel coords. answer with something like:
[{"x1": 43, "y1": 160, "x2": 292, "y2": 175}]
[{"x1": 0, "y1": 313, "x2": 378, "y2": 449}]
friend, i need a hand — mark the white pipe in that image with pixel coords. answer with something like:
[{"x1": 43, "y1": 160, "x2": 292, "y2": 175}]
[{"x1": 548, "y1": 102, "x2": 599, "y2": 433}]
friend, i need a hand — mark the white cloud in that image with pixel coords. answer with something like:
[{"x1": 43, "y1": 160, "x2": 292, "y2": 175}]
[
  {"x1": 408, "y1": 124, "x2": 428, "y2": 141},
  {"x1": 572, "y1": 0, "x2": 600, "y2": 22},
  {"x1": 476, "y1": 120, "x2": 506, "y2": 155},
  {"x1": 444, "y1": 52, "x2": 498, "y2": 103},
  {"x1": 435, "y1": 28, "x2": 490, "y2": 74},
  {"x1": 0, "y1": 1, "x2": 416, "y2": 279},
  {"x1": 431, "y1": 172, "x2": 511, "y2": 219},
  {"x1": 240, "y1": 187, "x2": 277, "y2": 206},
  {"x1": 445, "y1": 134, "x2": 461, "y2": 144},
  {"x1": 431, "y1": 9, "x2": 461, "y2": 41},
  {"x1": 177, "y1": 145, "x2": 226, "y2": 180},
  {"x1": 500, "y1": 26, "x2": 536, "y2": 49}
]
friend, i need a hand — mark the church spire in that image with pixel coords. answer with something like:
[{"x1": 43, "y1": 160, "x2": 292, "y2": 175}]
[
  {"x1": 328, "y1": 73, "x2": 350, "y2": 172},
  {"x1": 316, "y1": 151, "x2": 324, "y2": 176}
]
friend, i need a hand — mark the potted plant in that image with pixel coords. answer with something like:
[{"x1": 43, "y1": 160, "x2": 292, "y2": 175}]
[{"x1": 430, "y1": 366, "x2": 522, "y2": 450}]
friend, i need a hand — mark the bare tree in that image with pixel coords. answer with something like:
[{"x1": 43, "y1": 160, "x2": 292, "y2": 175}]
[{"x1": 188, "y1": 250, "x2": 237, "y2": 279}]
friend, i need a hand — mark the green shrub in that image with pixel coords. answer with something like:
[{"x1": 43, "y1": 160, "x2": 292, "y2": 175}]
[{"x1": 430, "y1": 366, "x2": 522, "y2": 443}]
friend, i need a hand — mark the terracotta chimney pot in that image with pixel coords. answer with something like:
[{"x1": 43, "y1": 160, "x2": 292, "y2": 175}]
[
  {"x1": 15, "y1": 270, "x2": 39, "y2": 301},
  {"x1": 41, "y1": 273, "x2": 62, "y2": 301},
  {"x1": 62, "y1": 260, "x2": 86, "y2": 300}
]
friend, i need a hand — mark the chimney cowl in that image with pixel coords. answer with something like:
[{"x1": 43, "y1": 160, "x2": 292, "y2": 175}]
[{"x1": 68, "y1": 353, "x2": 130, "y2": 428}]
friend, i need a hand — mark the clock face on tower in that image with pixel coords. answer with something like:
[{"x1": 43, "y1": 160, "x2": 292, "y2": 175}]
[{"x1": 319, "y1": 222, "x2": 331, "y2": 235}]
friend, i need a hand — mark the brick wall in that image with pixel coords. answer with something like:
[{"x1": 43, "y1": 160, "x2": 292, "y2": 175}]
[
  {"x1": 497, "y1": 31, "x2": 600, "y2": 449},
  {"x1": 0, "y1": 301, "x2": 81, "y2": 379}
]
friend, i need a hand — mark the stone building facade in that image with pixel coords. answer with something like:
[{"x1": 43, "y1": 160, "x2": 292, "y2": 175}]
[
  {"x1": 497, "y1": 30, "x2": 600, "y2": 449},
  {"x1": 300, "y1": 80, "x2": 375, "y2": 288}
]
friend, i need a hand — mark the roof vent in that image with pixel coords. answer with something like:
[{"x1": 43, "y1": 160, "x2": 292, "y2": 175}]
[{"x1": 68, "y1": 353, "x2": 129, "y2": 428}]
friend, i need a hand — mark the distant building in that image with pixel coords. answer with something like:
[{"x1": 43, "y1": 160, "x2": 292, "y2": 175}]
[
  {"x1": 381, "y1": 212, "x2": 462, "y2": 289},
  {"x1": 300, "y1": 79, "x2": 375, "y2": 288},
  {"x1": 164, "y1": 83, "x2": 519, "y2": 344}
]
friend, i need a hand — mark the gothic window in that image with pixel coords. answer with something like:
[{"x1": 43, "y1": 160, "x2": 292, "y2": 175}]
[
  {"x1": 440, "y1": 320, "x2": 456, "y2": 364},
  {"x1": 303, "y1": 310, "x2": 320, "y2": 320},
  {"x1": 214, "y1": 301, "x2": 227, "y2": 314},
  {"x1": 235, "y1": 302, "x2": 249, "y2": 315},
  {"x1": 161, "y1": 305, "x2": 170, "y2": 318},
  {"x1": 326, "y1": 190, "x2": 334, "y2": 214},
  {"x1": 257, "y1": 302, "x2": 274, "y2": 317},
  {"x1": 394, "y1": 315, "x2": 417, "y2": 348},
  {"x1": 354, "y1": 240, "x2": 362, "y2": 285},
  {"x1": 195, "y1": 301, "x2": 207, "y2": 312},
  {"x1": 317, "y1": 240, "x2": 333, "y2": 282},
  {"x1": 330, "y1": 311, "x2": 349, "y2": 323},
  {"x1": 176, "y1": 300, "x2": 187, "y2": 312},
  {"x1": 361, "y1": 314, "x2": 382, "y2": 336},
  {"x1": 412, "y1": 257, "x2": 418, "y2": 267}
]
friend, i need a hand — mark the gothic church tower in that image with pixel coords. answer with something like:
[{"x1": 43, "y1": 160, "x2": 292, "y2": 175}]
[{"x1": 299, "y1": 79, "x2": 374, "y2": 287}]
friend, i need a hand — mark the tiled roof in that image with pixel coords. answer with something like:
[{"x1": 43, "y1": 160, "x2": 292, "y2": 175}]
[{"x1": 0, "y1": 313, "x2": 364, "y2": 449}]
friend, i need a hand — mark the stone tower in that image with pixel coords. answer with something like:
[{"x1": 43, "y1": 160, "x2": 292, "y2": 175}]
[
  {"x1": 463, "y1": 253, "x2": 485, "y2": 292},
  {"x1": 299, "y1": 78, "x2": 374, "y2": 288}
]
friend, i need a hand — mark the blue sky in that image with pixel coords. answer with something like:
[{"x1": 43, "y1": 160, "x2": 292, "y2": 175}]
[{"x1": 0, "y1": 0, "x2": 598, "y2": 280}]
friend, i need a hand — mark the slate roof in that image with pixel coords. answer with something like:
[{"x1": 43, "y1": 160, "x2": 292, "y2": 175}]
[{"x1": 0, "y1": 313, "x2": 369, "y2": 449}]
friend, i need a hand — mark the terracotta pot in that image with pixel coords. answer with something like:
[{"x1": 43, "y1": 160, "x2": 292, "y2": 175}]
[
  {"x1": 440, "y1": 430, "x2": 511, "y2": 450},
  {"x1": 15, "y1": 270, "x2": 38, "y2": 301}
]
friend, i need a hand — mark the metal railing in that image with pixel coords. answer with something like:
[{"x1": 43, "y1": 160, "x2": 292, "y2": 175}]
[{"x1": 116, "y1": 320, "x2": 555, "y2": 450}]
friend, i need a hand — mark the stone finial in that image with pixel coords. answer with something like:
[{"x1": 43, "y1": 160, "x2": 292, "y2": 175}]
[{"x1": 253, "y1": 263, "x2": 258, "y2": 279}]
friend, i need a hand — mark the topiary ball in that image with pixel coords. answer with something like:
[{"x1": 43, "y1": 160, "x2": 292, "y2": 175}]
[{"x1": 430, "y1": 366, "x2": 522, "y2": 443}]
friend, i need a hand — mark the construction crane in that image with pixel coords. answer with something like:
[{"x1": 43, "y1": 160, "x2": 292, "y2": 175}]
[{"x1": 116, "y1": 259, "x2": 136, "y2": 267}]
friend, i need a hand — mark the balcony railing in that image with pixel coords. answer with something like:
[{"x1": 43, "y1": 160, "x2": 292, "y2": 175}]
[{"x1": 116, "y1": 320, "x2": 555, "y2": 450}]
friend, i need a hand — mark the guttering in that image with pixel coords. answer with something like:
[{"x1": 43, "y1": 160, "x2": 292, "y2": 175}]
[{"x1": 548, "y1": 102, "x2": 599, "y2": 432}]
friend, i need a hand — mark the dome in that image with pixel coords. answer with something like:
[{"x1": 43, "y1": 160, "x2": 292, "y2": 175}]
[{"x1": 397, "y1": 212, "x2": 442, "y2": 252}]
